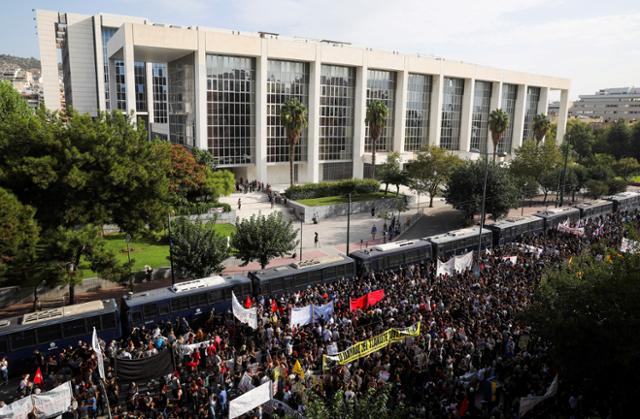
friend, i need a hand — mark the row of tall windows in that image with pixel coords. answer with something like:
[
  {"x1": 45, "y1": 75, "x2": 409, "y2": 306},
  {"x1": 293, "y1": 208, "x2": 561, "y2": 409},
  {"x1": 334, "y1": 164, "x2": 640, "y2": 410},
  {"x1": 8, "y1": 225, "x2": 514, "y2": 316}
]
[
  {"x1": 440, "y1": 77, "x2": 465, "y2": 150},
  {"x1": 470, "y1": 81, "x2": 493, "y2": 153},
  {"x1": 522, "y1": 86, "x2": 541, "y2": 141},
  {"x1": 499, "y1": 84, "x2": 518, "y2": 154},
  {"x1": 134, "y1": 61, "x2": 147, "y2": 112},
  {"x1": 365, "y1": 70, "x2": 396, "y2": 152},
  {"x1": 319, "y1": 65, "x2": 355, "y2": 162},
  {"x1": 404, "y1": 74, "x2": 432, "y2": 152},
  {"x1": 206, "y1": 55, "x2": 256, "y2": 166},
  {"x1": 266, "y1": 60, "x2": 309, "y2": 163},
  {"x1": 152, "y1": 64, "x2": 168, "y2": 124}
]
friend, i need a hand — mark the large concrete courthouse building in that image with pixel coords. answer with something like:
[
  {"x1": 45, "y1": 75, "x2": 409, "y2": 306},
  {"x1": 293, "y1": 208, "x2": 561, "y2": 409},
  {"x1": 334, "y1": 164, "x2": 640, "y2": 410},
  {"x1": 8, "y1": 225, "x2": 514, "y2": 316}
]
[{"x1": 36, "y1": 10, "x2": 570, "y2": 184}]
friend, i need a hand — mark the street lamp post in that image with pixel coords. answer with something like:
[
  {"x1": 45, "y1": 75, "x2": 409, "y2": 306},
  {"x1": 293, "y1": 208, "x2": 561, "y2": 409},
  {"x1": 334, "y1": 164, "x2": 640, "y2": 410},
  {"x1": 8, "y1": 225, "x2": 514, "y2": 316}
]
[
  {"x1": 346, "y1": 193, "x2": 351, "y2": 255},
  {"x1": 299, "y1": 219, "x2": 303, "y2": 262},
  {"x1": 559, "y1": 140, "x2": 570, "y2": 207},
  {"x1": 167, "y1": 212, "x2": 176, "y2": 286},
  {"x1": 125, "y1": 234, "x2": 133, "y2": 292}
]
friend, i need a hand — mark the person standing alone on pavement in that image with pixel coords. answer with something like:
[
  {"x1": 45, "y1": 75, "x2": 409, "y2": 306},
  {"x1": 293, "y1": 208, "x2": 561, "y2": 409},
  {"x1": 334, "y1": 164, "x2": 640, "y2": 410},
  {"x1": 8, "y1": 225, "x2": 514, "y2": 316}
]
[
  {"x1": 371, "y1": 224, "x2": 378, "y2": 241},
  {"x1": 314, "y1": 232, "x2": 319, "y2": 248},
  {"x1": 237, "y1": 198, "x2": 242, "y2": 210}
]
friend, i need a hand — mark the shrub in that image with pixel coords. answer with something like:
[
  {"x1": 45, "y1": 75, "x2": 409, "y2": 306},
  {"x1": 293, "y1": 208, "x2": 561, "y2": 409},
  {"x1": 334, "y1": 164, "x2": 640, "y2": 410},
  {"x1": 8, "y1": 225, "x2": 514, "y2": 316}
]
[
  {"x1": 285, "y1": 179, "x2": 380, "y2": 200},
  {"x1": 585, "y1": 179, "x2": 609, "y2": 199},
  {"x1": 607, "y1": 177, "x2": 627, "y2": 195},
  {"x1": 212, "y1": 202, "x2": 232, "y2": 212}
]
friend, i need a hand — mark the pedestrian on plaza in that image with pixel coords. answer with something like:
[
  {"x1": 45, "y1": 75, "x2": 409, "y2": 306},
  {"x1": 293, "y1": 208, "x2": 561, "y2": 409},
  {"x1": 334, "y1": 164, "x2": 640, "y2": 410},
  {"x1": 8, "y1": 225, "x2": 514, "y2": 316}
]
[
  {"x1": 314, "y1": 232, "x2": 319, "y2": 248},
  {"x1": 0, "y1": 356, "x2": 8, "y2": 386},
  {"x1": 371, "y1": 206, "x2": 376, "y2": 217},
  {"x1": 237, "y1": 198, "x2": 242, "y2": 210},
  {"x1": 383, "y1": 229, "x2": 387, "y2": 243},
  {"x1": 371, "y1": 224, "x2": 378, "y2": 241}
]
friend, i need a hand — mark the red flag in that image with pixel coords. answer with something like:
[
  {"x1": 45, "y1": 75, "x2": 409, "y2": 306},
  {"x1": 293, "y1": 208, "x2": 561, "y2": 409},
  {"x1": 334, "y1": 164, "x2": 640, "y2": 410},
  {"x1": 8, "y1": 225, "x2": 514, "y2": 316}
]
[
  {"x1": 33, "y1": 367, "x2": 43, "y2": 385},
  {"x1": 349, "y1": 295, "x2": 367, "y2": 312},
  {"x1": 244, "y1": 295, "x2": 252, "y2": 309},
  {"x1": 458, "y1": 396, "x2": 469, "y2": 417},
  {"x1": 366, "y1": 289, "x2": 385, "y2": 307},
  {"x1": 271, "y1": 299, "x2": 277, "y2": 313}
]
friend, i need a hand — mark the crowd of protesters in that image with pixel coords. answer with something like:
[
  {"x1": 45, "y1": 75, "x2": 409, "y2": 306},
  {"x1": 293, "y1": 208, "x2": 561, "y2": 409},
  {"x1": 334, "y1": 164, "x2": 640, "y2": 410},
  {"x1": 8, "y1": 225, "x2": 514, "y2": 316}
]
[{"x1": 4, "y1": 209, "x2": 639, "y2": 418}]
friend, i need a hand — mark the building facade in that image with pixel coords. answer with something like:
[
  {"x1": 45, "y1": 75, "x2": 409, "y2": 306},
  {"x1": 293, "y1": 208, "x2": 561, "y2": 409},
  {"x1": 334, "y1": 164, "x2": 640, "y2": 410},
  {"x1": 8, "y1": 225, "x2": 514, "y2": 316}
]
[
  {"x1": 570, "y1": 87, "x2": 640, "y2": 122},
  {"x1": 36, "y1": 10, "x2": 571, "y2": 185}
]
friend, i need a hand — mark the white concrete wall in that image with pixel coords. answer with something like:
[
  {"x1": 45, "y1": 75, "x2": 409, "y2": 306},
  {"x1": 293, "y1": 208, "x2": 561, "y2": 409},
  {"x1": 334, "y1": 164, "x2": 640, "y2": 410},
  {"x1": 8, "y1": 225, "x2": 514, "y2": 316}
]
[
  {"x1": 36, "y1": 10, "x2": 61, "y2": 112},
  {"x1": 65, "y1": 14, "x2": 99, "y2": 116}
]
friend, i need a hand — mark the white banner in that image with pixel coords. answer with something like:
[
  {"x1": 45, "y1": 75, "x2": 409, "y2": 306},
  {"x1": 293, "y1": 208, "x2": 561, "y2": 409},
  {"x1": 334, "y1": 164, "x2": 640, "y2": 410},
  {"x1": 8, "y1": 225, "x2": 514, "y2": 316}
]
[
  {"x1": 519, "y1": 244, "x2": 543, "y2": 258},
  {"x1": 519, "y1": 375, "x2": 558, "y2": 417},
  {"x1": 290, "y1": 306, "x2": 313, "y2": 328},
  {"x1": 313, "y1": 301, "x2": 334, "y2": 321},
  {"x1": 92, "y1": 327, "x2": 105, "y2": 380},
  {"x1": 229, "y1": 380, "x2": 273, "y2": 419},
  {"x1": 436, "y1": 257, "x2": 455, "y2": 277},
  {"x1": 32, "y1": 381, "x2": 73, "y2": 418},
  {"x1": 454, "y1": 251, "x2": 474, "y2": 273},
  {"x1": 0, "y1": 395, "x2": 33, "y2": 419},
  {"x1": 232, "y1": 291, "x2": 257, "y2": 329},
  {"x1": 557, "y1": 220, "x2": 585, "y2": 237},
  {"x1": 178, "y1": 339, "x2": 212, "y2": 356},
  {"x1": 620, "y1": 237, "x2": 640, "y2": 253},
  {"x1": 502, "y1": 256, "x2": 518, "y2": 265}
]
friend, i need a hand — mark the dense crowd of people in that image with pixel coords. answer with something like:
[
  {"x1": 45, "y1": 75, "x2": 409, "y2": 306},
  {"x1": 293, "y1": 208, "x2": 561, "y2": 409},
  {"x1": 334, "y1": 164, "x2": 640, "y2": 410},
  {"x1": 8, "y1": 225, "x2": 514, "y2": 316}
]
[{"x1": 4, "y1": 209, "x2": 639, "y2": 418}]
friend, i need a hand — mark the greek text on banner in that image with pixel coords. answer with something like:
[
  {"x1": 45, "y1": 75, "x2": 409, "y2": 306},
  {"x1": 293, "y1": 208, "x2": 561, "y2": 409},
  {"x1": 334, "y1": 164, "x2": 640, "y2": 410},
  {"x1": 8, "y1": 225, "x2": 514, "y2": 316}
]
[{"x1": 323, "y1": 322, "x2": 420, "y2": 369}]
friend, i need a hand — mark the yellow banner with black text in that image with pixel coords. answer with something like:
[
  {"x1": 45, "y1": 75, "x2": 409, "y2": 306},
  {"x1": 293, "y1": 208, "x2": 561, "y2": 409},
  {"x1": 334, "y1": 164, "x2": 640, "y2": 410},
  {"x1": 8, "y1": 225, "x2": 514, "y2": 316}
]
[{"x1": 322, "y1": 322, "x2": 420, "y2": 370}]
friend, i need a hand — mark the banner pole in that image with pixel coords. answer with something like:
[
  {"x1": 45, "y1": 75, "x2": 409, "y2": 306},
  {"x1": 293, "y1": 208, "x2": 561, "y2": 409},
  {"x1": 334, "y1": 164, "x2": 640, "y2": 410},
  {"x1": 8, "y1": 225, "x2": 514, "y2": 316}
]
[{"x1": 99, "y1": 378, "x2": 113, "y2": 419}]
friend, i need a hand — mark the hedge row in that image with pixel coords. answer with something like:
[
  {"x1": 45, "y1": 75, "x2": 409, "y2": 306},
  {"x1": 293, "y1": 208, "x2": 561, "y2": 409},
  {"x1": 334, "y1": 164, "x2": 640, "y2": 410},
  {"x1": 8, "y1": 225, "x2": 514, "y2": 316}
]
[{"x1": 285, "y1": 179, "x2": 380, "y2": 200}]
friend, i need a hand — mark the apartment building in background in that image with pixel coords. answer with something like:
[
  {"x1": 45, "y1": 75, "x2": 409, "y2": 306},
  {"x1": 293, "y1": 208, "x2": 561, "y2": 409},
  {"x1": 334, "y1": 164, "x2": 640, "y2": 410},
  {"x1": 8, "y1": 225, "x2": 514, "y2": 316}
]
[
  {"x1": 36, "y1": 9, "x2": 571, "y2": 185},
  {"x1": 570, "y1": 87, "x2": 640, "y2": 122}
]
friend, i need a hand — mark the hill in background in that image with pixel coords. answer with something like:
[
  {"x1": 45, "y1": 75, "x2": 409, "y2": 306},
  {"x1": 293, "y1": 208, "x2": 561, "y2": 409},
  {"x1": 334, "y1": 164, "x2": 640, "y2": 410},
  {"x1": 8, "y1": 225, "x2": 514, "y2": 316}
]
[{"x1": 0, "y1": 54, "x2": 41, "y2": 70}]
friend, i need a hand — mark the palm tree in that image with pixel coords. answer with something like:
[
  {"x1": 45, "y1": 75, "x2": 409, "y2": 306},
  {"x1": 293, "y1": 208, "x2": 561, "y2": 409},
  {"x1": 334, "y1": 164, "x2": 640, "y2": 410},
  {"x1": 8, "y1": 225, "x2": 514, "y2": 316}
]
[
  {"x1": 281, "y1": 98, "x2": 308, "y2": 187},
  {"x1": 489, "y1": 109, "x2": 509, "y2": 162},
  {"x1": 365, "y1": 100, "x2": 389, "y2": 179},
  {"x1": 532, "y1": 113, "x2": 551, "y2": 146}
]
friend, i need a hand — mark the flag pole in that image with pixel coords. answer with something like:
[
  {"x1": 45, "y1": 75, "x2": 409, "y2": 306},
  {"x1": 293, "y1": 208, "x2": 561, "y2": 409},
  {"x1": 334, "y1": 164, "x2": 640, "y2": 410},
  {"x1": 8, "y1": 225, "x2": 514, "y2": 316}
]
[
  {"x1": 93, "y1": 327, "x2": 113, "y2": 419},
  {"x1": 99, "y1": 378, "x2": 113, "y2": 419}
]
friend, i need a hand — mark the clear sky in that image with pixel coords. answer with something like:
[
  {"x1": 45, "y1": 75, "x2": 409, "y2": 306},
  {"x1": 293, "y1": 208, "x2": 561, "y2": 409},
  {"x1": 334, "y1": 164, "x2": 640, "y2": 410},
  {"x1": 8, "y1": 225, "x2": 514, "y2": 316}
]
[{"x1": 2, "y1": 0, "x2": 639, "y2": 100}]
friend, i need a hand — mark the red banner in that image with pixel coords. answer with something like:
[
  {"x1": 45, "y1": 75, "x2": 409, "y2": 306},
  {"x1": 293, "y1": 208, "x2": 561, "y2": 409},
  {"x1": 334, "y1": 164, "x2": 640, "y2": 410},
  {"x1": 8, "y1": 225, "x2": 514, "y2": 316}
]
[
  {"x1": 349, "y1": 295, "x2": 367, "y2": 312},
  {"x1": 350, "y1": 290, "x2": 385, "y2": 311},
  {"x1": 367, "y1": 289, "x2": 385, "y2": 307}
]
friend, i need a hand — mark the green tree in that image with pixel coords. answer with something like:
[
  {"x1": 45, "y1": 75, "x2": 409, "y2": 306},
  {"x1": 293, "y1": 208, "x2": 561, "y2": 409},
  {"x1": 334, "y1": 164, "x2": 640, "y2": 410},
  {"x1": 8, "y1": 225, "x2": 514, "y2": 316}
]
[
  {"x1": 585, "y1": 179, "x2": 609, "y2": 199},
  {"x1": 613, "y1": 157, "x2": 640, "y2": 181},
  {"x1": 207, "y1": 169, "x2": 235, "y2": 198},
  {"x1": 0, "y1": 187, "x2": 40, "y2": 283},
  {"x1": 606, "y1": 119, "x2": 632, "y2": 159},
  {"x1": 532, "y1": 113, "x2": 551, "y2": 145},
  {"x1": 0, "y1": 81, "x2": 31, "y2": 126},
  {"x1": 378, "y1": 151, "x2": 408, "y2": 196},
  {"x1": 281, "y1": 98, "x2": 308, "y2": 187},
  {"x1": 510, "y1": 139, "x2": 562, "y2": 203},
  {"x1": 565, "y1": 118, "x2": 595, "y2": 163},
  {"x1": 445, "y1": 160, "x2": 518, "y2": 221},
  {"x1": 232, "y1": 212, "x2": 298, "y2": 269},
  {"x1": 365, "y1": 100, "x2": 389, "y2": 179},
  {"x1": 306, "y1": 385, "x2": 400, "y2": 419},
  {"x1": 170, "y1": 217, "x2": 230, "y2": 279},
  {"x1": 631, "y1": 121, "x2": 640, "y2": 161},
  {"x1": 489, "y1": 109, "x2": 509, "y2": 161},
  {"x1": 525, "y1": 249, "x2": 640, "y2": 416},
  {"x1": 406, "y1": 146, "x2": 462, "y2": 207},
  {"x1": 44, "y1": 225, "x2": 127, "y2": 304}
]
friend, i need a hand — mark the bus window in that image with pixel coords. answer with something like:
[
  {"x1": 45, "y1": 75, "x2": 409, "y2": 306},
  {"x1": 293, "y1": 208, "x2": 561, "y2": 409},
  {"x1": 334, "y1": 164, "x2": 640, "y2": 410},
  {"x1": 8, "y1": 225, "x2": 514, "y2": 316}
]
[
  {"x1": 159, "y1": 304, "x2": 170, "y2": 316},
  {"x1": 101, "y1": 314, "x2": 116, "y2": 329},
  {"x1": 86, "y1": 316, "x2": 101, "y2": 332},
  {"x1": 11, "y1": 330, "x2": 36, "y2": 349},
  {"x1": 0, "y1": 339, "x2": 7, "y2": 354},
  {"x1": 143, "y1": 304, "x2": 159, "y2": 318},
  {"x1": 37, "y1": 325, "x2": 63, "y2": 343},
  {"x1": 191, "y1": 293, "x2": 207, "y2": 307},
  {"x1": 172, "y1": 297, "x2": 189, "y2": 311},
  {"x1": 131, "y1": 311, "x2": 142, "y2": 324},
  {"x1": 309, "y1": 270, "x2": 322, "y2": 284},
  {"x1": 63, "y1": 319, "x2": 86, "y2": 338}
]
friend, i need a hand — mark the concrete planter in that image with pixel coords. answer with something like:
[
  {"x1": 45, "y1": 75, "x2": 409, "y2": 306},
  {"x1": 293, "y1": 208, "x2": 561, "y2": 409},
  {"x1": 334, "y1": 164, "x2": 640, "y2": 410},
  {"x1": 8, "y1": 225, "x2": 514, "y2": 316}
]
[{"x1": 289, "y1": 194, "x2": 416, "y2": 223}]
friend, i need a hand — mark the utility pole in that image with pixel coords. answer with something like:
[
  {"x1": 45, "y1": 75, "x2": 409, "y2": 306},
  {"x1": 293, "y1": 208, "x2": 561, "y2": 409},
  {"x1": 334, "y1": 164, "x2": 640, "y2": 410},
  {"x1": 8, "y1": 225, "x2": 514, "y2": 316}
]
[
  {"x1": 477, "y1": 141, "x2": 490, "y2": 259},
  {"x1": 168, "y1": 212, "x2": 176, "y2": 286},
  {"x1": 559, "y1": 140, "x2": 570, "y2": 207},
  {"x1": 299, "y1": 219, "x2": 303, "y2": 262},
  {"x1": 346, "y1": 193, "x2": 351, "y2": 255}
]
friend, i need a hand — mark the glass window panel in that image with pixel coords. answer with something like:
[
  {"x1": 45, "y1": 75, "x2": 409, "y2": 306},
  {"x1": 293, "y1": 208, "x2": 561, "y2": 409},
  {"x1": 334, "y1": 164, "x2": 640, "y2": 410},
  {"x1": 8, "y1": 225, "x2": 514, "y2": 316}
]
[
  {"x1": 523, "y1": 86, "x2": 541, "y2": 141},
  {"x1": 498, "y1": 84, "x2": 518, "y2": 154},
  {"x1": 440, "y1": 77, "x2": 465, "y2": 150},
  {"x1": 320, "y1": 65, "x2": 355, "y2": 162},
  {"x1": 267, "y1": 60, "x2": 309, "y2": 163},
  {"x1": 470, "y1": 81, "x2": 493, "y2": 153},
  {"x1": 365, "y1": 69, "x2": 396, "y2": 154},
  {"x1": 405, "y1": 73, "x2": 432, "y2": 152}
]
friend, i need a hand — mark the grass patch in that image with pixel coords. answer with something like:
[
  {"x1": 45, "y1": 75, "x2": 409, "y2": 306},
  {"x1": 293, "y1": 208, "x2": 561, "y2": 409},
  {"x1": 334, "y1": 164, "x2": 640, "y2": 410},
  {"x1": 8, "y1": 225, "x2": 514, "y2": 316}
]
[
  {"x1": 79, "y1": 223, "x2": 236, "y2": 278},
  {"x1": 630, "y1": 175, "x2": 640, "y2": 184},
  {"x1": 298, "y1": 192, "x2": 403, "y2": 207}
]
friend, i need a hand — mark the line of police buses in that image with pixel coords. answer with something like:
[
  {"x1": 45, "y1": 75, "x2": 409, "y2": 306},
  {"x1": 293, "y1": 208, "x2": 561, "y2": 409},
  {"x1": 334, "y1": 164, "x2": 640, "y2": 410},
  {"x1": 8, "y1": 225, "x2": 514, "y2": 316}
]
[{"x1": 1, "y1": 191, "x2": 639, "y2": 375}]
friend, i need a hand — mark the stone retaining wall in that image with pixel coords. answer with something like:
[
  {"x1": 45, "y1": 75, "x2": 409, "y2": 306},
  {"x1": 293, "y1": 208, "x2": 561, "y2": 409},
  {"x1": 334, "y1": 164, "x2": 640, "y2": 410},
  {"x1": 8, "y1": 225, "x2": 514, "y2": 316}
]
[{"x1": 289, "y1": 195, "x2": 416, "y2": 223}]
